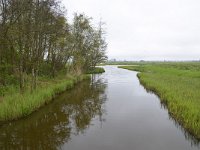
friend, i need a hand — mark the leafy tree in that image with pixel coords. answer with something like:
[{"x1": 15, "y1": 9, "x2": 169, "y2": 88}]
[{"x1": 0, "y1": 0, "x2": 107, "y2": 93}]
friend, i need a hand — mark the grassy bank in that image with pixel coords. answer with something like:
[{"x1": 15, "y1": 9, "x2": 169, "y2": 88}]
[
  {"x1": 86, "y1": 67, "x2": 105, "y2": 74},
  {"x1": 119, "y1": 62, "x2": 200, "y2": 139},
  {"x1": 0, "y1": 74, "x2": 90, "y2": 122}
]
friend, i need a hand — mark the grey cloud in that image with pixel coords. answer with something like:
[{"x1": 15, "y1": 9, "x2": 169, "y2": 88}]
[{"x1": 63, "y1": 0, "x2": 200, "y2": 60}]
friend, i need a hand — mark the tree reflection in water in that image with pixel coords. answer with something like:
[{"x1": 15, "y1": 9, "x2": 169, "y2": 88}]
[{"x1": 0, "y1": 75, "x2": 107, "y2": 150}]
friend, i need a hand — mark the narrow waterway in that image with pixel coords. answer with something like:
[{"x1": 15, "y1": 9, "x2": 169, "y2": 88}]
[{"x1": 0, "y1": 66, "x2": 199, "y2": 150}]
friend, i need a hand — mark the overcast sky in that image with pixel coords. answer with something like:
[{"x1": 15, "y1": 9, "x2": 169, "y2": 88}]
[{"x1": 63, "y1": 0, "x2": 200, "y2": 61}]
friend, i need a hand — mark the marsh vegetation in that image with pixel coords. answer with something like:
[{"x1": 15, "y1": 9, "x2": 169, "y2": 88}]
[
  {"x1": 0, "y1": 0, "x2": 107, "y2": 121},
  {"x1": 119, "y1": 62, "x2": 200, "y2": 139}
]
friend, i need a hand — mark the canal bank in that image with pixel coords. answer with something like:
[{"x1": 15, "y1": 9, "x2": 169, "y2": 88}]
[
  {"x1": 0, "y1": 75, "x2": 90, "y2": 122},
  {"x1": 119, "y1": 64, "x2": 200, "y2": 140},
  {"x1": 0, "y1": 66, "x2": 199, "y2": 150}
]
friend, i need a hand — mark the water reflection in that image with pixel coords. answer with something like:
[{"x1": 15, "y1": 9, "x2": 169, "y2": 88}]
[
  {"x1": 168, "y1": 114, "x2": 200, "y2": 148},
  {"x1": 0, "y1": 75, "x2": 107, "y2": 150},
  {"x1": 1, "y1": 66, "x2": 199, "y2": 150},
  {"x1": 138, "y1": 77, "x2": 200, "y2": 148}
]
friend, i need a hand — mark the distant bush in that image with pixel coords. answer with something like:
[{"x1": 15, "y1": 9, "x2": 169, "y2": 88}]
[{"x1": 86, "y1": 67, "x2": 105, "y2": 74}]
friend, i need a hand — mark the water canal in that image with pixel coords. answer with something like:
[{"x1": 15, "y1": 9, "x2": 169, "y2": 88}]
[{"x1": 0, "y1": 66, "x2": 199, "y2": 150}]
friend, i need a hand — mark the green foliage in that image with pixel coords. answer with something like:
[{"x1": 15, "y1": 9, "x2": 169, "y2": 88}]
[
  {"x1": 71, "y1": 14, "x2": 107, "y2": 73},
  {"x1": 38, "y1": 62, "x2": 52, "y2": 76},
  {"x1": 119, "y1": 62, "x2": 200, "y2": 139},
  {"x1": 0, "y1": 0, "x2": 107, "y2": 90},
  {"x1": 0, "y1": 0, "x2": 106, "y2": 122},
  {"x1": 86, "y1": 67, "x2": 105, "y2": 74}
]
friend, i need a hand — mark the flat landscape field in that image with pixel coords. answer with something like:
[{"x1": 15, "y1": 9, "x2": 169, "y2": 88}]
[{"x1": 119, "y1": 62, "x2": 200, "y2": 139}]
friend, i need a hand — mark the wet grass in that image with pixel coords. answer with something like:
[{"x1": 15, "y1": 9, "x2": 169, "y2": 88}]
[
  {"x1": 0, "y1": 75, "x2": 90, "y2": 122},
  {"x1": 119, "y1": 62, "x2": 200, "y2": 139}
]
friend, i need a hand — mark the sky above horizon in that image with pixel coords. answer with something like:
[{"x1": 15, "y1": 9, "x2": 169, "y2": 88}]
[{"x1": 63, "y1": 0, "x2": 200, "y2": 61}]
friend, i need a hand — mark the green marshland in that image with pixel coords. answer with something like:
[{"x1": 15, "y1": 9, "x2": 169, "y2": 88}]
[{"x1": 119, "y1": 62, "x2": 200, "y2": 139}]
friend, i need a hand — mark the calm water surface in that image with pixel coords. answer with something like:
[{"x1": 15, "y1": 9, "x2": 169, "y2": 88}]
[{"x1": 0, "y1": 66, "x2": 199, "y2": 150}]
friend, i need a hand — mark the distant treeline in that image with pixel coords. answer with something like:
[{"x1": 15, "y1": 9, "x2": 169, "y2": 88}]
[
  {"x1": 0, "y1": 0, "x2": 107, "y2": 92},
  {"x1": 104, "y1": 60, "x2": 200, "y2": 65}
]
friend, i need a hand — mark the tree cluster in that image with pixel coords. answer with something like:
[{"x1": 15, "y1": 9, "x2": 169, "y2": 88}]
[{"x1": 0, "y1": 0, "x2": 107, "y2": 92}]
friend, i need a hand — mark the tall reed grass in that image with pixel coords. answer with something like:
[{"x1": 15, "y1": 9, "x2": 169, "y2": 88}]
[{"x1": 0, "y1": 75, "x2": 90, "y2": 122}]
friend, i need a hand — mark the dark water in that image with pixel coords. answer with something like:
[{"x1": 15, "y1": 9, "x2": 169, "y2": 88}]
[{"x1": 0, "y1": 66, "x2": 200, "y2": 150}]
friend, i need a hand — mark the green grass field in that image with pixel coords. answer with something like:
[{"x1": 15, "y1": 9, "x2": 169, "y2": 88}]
[
  {"x1": 0, "y1": 74, "x2": 90, "y2": 122},
  {"x1": 119, "y1": 62, "x2": 200, "y2": 139}
]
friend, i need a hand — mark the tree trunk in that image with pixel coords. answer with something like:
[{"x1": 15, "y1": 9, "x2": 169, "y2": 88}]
[{"x1": 19, "y1": 61, "x2": 24, "y2": 94}]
